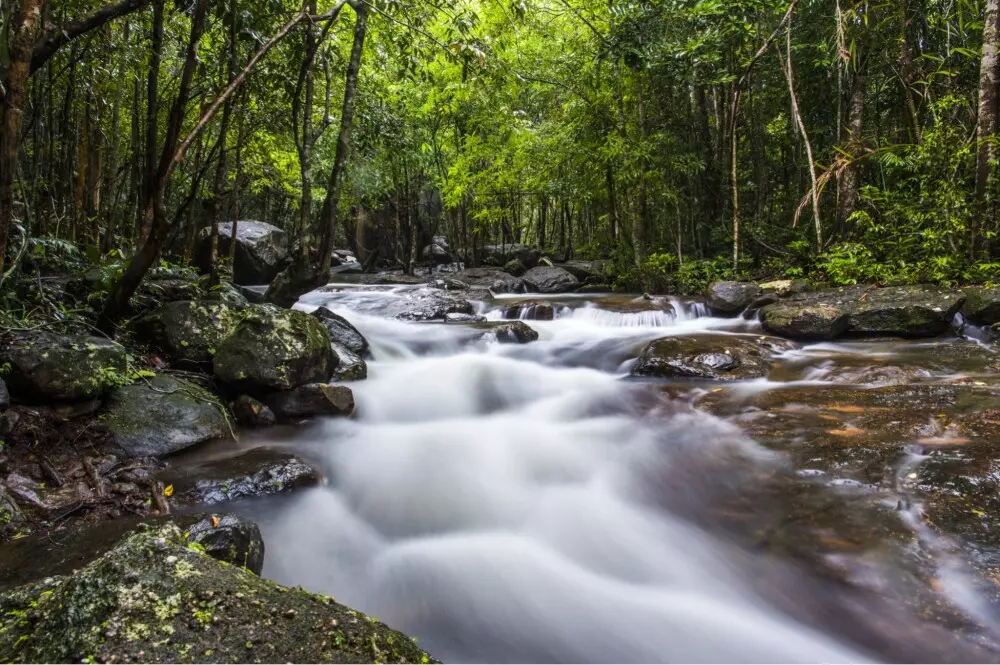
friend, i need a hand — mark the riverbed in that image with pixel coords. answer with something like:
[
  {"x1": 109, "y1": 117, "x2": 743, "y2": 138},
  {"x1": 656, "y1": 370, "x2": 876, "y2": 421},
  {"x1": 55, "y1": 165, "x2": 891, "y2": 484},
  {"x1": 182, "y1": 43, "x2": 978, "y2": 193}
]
[{"x1": 212, "y1": 283, "x2": 1000, "y2": 662}]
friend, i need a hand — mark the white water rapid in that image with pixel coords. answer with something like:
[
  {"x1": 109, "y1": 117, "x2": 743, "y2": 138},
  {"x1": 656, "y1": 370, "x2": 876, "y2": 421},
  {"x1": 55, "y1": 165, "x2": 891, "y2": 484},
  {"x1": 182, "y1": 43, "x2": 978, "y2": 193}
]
[{"x1": 241, "y1": 287, "x2": 877, "y2": 663}]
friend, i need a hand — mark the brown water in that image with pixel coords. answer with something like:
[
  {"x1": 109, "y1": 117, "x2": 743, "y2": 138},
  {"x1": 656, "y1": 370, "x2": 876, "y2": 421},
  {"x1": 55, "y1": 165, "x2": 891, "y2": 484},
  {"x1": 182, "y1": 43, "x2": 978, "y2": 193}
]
[{"x1": 212, "y1": 285, "x2": 1000, "y2": 663}]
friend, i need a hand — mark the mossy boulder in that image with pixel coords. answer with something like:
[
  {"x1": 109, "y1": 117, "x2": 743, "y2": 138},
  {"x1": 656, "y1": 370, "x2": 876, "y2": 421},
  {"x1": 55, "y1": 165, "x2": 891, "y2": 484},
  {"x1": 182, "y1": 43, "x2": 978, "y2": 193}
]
[
  {"x1": 0, "y1": 331, "x2": 127, "y2": 402},
  {"x1": 213, "y1": 306, "x2": 335, "y2": 393},
  {"x1": 265, "y1": 383, "x2": 355, "y2": 420},
  {"x1": 160, "y1": 448, "x2": 321, "y2": 507},
  {"x1": 761, "y1": 303, "x2": 850, "y2": 341},
  {"x1": 706, "y1": 281, "x2": 762, "y2": 315},
  {"x1": 961, "y1": 286, "x2": 1000, "y2": 326},
  {"x1": 104, "y1": 375, "x2": 231, "y2": 458},
  {"x1": 504, "y1": 258, "x2": 527, "y2": 277},
  {"x1": 0, "y1": 520, "x2": 435, "y2": 663},
  {"x1": 138, "y1": 301, "x2": 244, "y2": 369},
  {"x1": 631, "y1": 334, "x2": 795, "y2": 380}
]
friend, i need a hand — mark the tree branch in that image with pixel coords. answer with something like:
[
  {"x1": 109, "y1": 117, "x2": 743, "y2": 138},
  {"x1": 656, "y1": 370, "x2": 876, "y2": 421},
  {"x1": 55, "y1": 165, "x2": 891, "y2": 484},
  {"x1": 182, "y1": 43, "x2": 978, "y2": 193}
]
[{"x1": 30, "y1": 0, "x2": 152, "y2": 74}]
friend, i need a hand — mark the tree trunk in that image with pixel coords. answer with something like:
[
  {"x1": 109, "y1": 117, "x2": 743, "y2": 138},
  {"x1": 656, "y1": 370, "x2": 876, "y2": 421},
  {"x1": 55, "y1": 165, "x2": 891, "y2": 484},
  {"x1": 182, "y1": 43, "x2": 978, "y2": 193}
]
[
  {"x1": 0, "y1": 0, "x2": 45, "y2": 276},
  {"x1": 266, "y1": 2, "x2": 369, "y2": 307},
  {"x1": 837, "y1": 42, "x2": 868, "y2": 234},
  {"x1": 209, "y1": 1, "x2": 240, "y2": 286},
  {"x1": 139, "y1": 0, "x2": 164, "y2": 244},
  {"x1": 975, "y1": 0, "x2": 1000, "y2": 258},
  {"x1": 633, "y1": 75, "x2": 649, "y2": 268}
]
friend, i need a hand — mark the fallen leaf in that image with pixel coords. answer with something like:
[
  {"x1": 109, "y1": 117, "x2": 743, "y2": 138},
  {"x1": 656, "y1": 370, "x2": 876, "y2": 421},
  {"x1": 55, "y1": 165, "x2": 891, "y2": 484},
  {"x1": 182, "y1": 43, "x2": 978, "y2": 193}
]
[
  {"x1": 163, "y1": 484, "x2": 174, "y2": 497},
  {"x1": 211, "y1": 515, "x2": 220, "y2": 528},
  {"x1": 827, "y1": 426, "x2": 866, "y2": 437}
]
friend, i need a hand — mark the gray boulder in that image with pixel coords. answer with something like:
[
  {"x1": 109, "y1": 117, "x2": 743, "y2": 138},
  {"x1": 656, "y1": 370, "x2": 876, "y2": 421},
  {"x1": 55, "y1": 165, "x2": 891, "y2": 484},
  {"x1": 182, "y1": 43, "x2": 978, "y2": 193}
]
[
  {"x1": 761, "y1": 302, "x2": 850, "y2": 341},
  {"x1": 214, "y1": 306, "x2": 335, "y2": 393},
  {"x1": 421, "y1": 235, "x2": 452, "y2": 265},
  {"x1": 311, "y1": 307, "x2": 371, "y2": 381},
  {"x1": 631, "y1": 334, "x2": 795, "y2": 381},
  {"x1": 478, "y1": 321, "x2": 539, "y2": 344},
  {"x1": 481, "y1": 243, "x2": 541, "y2": 268},
  {"x1": 265, "y1": 383, "x2": 355, "y2": 420},
  {"x1": 847, "y1": 285, "x2": 965, "y2": 337},
  {"x1": 445, "y1": 312, "x2": 487, "y2": 323},
  {"x1": 706, "y1": 281, "x2": 763, "y2": 315},
  {"x1": 0, "y1": 331, "x2": 127, "y2": 402},
  {"x1": 0, "y1": 520, "x2": 435, "y2": 663},
  {"x1": 504, "y1": 258, "x2": 528, "y2": 276},
  {"x1": 561, "y1": 259, "x2": 606, "y2": 282},
  {"x1": 522, "y1": 266, "x2": 580, "y2": 294},
  {"x1": 195, "y1": 221, "x2": 289, "y2": 285},
  {"x1": 104, "y1": 375, "x2": 231, "y2": 457},
  {"x1": 503, "y1": 301, "x2": 556, "y2": 320}
]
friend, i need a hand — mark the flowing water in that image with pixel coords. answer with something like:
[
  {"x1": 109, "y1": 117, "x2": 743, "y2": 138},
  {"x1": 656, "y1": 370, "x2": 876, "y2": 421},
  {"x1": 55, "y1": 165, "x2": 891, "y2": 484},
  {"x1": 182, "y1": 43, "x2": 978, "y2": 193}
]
[{"x1": 215, "y1": 283, "x2": 1000, "y2": 663}]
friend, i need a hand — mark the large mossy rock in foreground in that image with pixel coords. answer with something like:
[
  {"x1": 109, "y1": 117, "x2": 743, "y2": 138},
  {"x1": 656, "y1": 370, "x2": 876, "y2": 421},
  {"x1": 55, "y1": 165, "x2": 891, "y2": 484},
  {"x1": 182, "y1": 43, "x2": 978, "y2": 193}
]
[
  {"x1": 631, "y1": 334, "x2": 795, "y2": 381},
  {"x1": 0, "y1": 520, "x2": 435, "y2": 664},
  {"x1": 137, "y1": 300, "x2": 244, "y2": 369},
  {"x1": 214, "y1": 306, "x2": 335, "y2": 394},
  {"x1": 104, "y1": 375, "x2": 230, "y2": 458},
  {"x1": 0, "y1": 331, "x2": 127, "y2": 402}
]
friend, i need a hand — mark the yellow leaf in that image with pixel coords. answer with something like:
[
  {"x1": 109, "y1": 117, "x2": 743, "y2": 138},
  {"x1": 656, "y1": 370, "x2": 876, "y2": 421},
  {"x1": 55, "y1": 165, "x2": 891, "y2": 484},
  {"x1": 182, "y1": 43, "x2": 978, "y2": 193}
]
[
  {"x1": 211, "y1": 516, "x2": 220, "y2": 528},
  {"x1": 163, "y1": 484, "x2": 174, "y2": 497}
]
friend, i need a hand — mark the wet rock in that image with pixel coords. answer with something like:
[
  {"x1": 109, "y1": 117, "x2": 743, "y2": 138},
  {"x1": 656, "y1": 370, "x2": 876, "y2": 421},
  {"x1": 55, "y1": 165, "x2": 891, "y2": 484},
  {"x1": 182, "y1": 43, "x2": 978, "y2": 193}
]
[
  {"x1": 184, "y1": 513, "x2": 266, "y2": 575},
  {"x1": 0, "y1": 487, "x2": 23, "y2": 540},
  {"x1": 761, "y1": 303, "x2": 850, "y2": 341},
  {"x1": 311, "y1": 307, "x2": 370, "y2": 358},
  {"x1": 104, "y1": 375, "x2": 230, "y2": 458},
  {"x1": 0, "y1": 379, "x2": 8, "y2": 411},
  {"x1": 631, "y1": 334, "x2": 794, "y2": 380},
  {"x1": 822, "y1": 364, "x2": 932, "y2": 386},
  {"x1": 194, "y1": 221, "x2": 289, "y2": 285},
  {"x1": 311, "y1": 307, "x2": 370, "y2": 380},
  {"x1": 421, "y1": 236, "x2": 452, "y2": 265},
  {"x1": 522, "y1": 266, "x2": 580, "y2": 294},
  {"x1": 594, "y1": 295, "x2": 676, "y2": 315},
  {"x1": 265, "y1": 383, "x2": 355, "y2": 420},
  {"x1": 846, "y1": 285, "x2": 965, "y2": 337},
  {"x1": 504, "y1": 258, "x2": 527, "y2": 276},
  {"x1": 0, "y1": 520, "x2": 434, "y2": 663},
  {"x1": 481, "y1": 243, "x2": 541, "y2": 268},
  {"x1": 961, "y1": 286, "x2": 1000, "y2": 326},
  {"x1": 445, "y1": 312, "x2": 487, "y2": 323},
  {"x1": 209, "y1": 280, "x2": 252, "y2": 309},
  {"x1": 429, "y1": 277, "x2": 469, "y2": 291},
  {"x1": 137, "y1": 300, "x2": 243, "y2": 369},
  {"x1": 561, "y1": 259, "x2": 606, "y2": 282},
  {"x1": 391, "y1": 290, "x2": 475, "y2": 321},
  {"x1": 0, "y1": 411, "x2": 18, "y2": 436},
  {"x1": 477, "y1": 321, "x2": 539, "y2": 344},
  {"x1": 231, "y1": 395, "x2": 276, "y2": 428},
  {"x1": 452, "y1": 267, "x2": 526, "y2": 293},
  {"x1": 706, "y1": 281, "x2": 762, "y2": 315},
  {"x1": 502, "y1": 300, "x2": 556, "y2": 320},
  {"x1": 138, "y1": 277, "x2": 201, "y2": 305},
  {"x1": 214, "y1": 306, "x2": 335, "y2": 393},
  {"x1": 161, "y1": 447, "x2": 321, "y2": 507},
  {"x1": 0, "y1": 331, "x2": 127, "y2": 402}
]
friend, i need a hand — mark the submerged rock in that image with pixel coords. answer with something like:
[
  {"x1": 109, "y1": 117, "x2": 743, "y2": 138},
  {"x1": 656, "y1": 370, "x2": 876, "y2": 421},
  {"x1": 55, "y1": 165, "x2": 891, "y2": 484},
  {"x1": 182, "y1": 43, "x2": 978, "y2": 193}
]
[
  {"x1": 706, "y1": 281, "x2": 762, "y2": 315},
  {"x1": 137, "y1": 300, "x2": 243, "y2": 369},
  {"x1": 194, "y1": 220, "x2": 289, "y2": 285},
  {"x1": 160, "y1": 447, "x2": 321, "y2": 507},
  {"x1": 104, "y1": 375, "x2": 231, "y2": 457},
  {"x1": 214, "y1": 306, "x2": 334, "y2": 393},
  {"x1": 0, "y1": 520, "x2": 434, "y2": 663},
  {"x1": 265, "y1": 383, "x2": 355, "y2": 420},
  {"x1": 761, "y1": 303, "x2": 849, "y2": 341},
  {"x1": 0, "y1": 331, "x2": 127, "y2": 402},
  {"x1": 631, "y1": 334, "x2": 794, "y2": 380},
  {"x1": 522, "y1": 266, "x2": 580, "y2": 294}
]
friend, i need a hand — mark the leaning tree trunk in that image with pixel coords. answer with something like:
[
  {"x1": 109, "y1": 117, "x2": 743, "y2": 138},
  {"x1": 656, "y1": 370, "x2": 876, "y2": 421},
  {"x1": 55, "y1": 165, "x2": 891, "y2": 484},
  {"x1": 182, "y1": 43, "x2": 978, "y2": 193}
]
[
  {"x1": 975, "y1": 0, "x2": 1000, "y2": 258},
  {"x1": 266, "y1": 2, "x2": 369, "y2": 307},
  {"x1": 0, "y1": 0, "x2": 45, "y2": 277}
]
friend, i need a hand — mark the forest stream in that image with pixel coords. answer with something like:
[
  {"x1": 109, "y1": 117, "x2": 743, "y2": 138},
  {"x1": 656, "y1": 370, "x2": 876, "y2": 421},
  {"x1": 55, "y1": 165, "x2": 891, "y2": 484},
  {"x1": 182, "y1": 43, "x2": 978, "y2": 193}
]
[{"x1": 157, "y1": 281, "x2": 1000, "y2": 663}]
